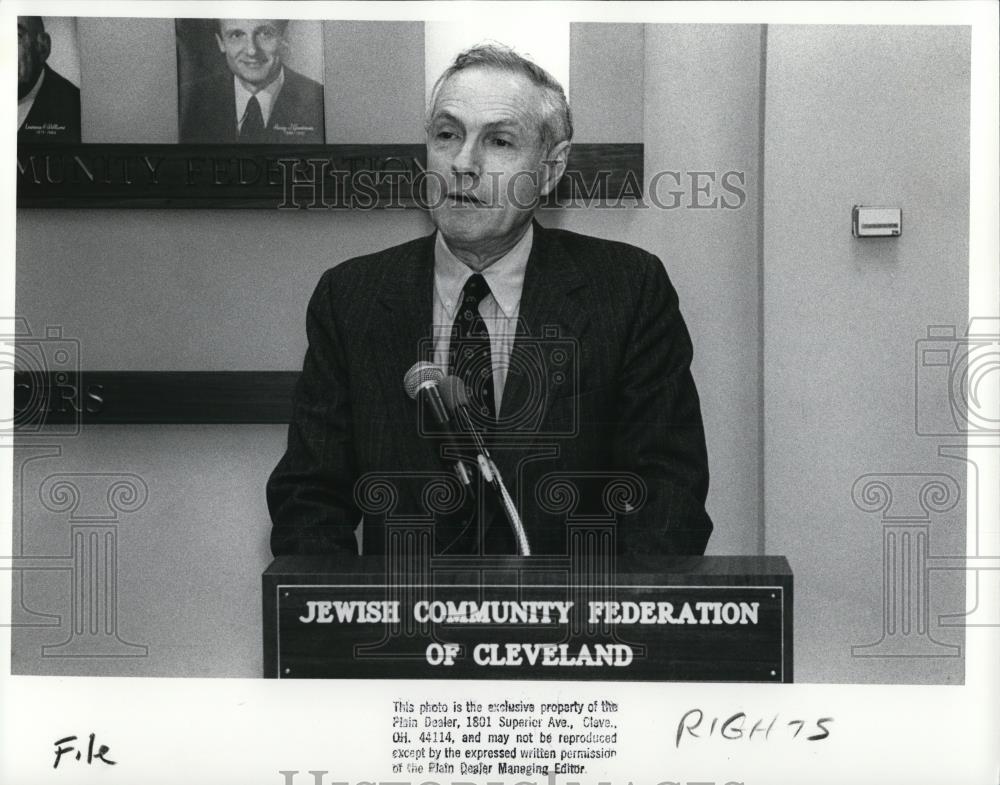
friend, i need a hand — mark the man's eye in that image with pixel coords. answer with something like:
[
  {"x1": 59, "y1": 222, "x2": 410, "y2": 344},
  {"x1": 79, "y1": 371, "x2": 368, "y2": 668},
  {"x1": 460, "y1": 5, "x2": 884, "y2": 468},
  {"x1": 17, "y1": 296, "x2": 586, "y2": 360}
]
[
  {"x1": 436, "y1": 131, "x2": 457, "y2": 140},
  {"x1": 491, "y1": 137, "x2": 512, "y2": 148}
]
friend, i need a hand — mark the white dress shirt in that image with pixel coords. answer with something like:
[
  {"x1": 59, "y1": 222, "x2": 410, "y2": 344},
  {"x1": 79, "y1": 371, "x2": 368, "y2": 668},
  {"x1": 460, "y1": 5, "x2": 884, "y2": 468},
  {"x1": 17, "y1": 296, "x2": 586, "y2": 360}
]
[
  {"x1": 432, "y1": 224, "x2": 533, "y2": 411},
  {"x1": 235, "y1": 67, "x2": 285, "y2": 131}
]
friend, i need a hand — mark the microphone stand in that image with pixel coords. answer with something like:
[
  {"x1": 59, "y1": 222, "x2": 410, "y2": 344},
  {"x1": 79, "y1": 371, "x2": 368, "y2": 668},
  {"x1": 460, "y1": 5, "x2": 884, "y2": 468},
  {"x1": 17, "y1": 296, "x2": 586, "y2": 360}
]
[{"x1": 450, "y1": 400, "x2": 532, "y2": 557}]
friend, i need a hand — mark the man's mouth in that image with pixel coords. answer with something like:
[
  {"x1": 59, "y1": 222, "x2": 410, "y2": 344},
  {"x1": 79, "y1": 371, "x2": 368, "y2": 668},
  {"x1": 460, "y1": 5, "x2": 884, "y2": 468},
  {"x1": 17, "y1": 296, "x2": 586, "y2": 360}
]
[{"x1": 447, "y1": 193, "x2": 485, "y2": 206}]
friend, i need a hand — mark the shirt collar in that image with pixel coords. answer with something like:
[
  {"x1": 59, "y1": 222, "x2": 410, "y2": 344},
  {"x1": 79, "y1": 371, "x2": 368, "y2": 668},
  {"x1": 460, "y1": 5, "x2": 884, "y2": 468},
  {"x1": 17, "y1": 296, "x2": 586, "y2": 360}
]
[
  {"x1": 234, "y1": 67, "x2": 285, "y2": 128},
  {"x1": 434, "y1": 224, "x2": 533, "y2": 319}
]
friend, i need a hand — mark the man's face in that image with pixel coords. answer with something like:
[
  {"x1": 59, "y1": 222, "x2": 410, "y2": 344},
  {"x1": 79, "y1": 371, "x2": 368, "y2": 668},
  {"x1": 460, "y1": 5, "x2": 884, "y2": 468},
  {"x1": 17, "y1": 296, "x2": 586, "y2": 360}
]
[
  {"x1": 425, "y1": 67, "x2": 566, "y2": 261},
  {"x1": 216, "y1": 19, "x2": 285, "y2": 89},
  {"x1": 17, "y1": 17, "x2": 49, "y2": 99}
]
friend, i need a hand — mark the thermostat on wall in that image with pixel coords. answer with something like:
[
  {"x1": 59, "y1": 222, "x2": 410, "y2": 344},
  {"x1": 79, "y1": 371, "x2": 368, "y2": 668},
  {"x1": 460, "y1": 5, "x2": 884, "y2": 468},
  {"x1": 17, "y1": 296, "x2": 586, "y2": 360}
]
[{"x1": 852, "y1": 206, "x2": 902, "y2": 237}]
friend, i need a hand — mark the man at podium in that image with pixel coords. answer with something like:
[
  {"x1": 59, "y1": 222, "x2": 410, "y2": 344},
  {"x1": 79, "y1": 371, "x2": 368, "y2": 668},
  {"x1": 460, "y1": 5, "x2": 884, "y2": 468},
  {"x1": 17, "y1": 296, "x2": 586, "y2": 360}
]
[{"x1": 267, "y1": 44, "x2": 713, "y2": 558}]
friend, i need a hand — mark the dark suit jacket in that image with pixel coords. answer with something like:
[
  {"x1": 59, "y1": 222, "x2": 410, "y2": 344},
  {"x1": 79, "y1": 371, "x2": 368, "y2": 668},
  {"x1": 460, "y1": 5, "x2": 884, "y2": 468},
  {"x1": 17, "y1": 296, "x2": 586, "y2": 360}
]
[
  {"x1": 179, "y1": 66, "x2": 324, "y2": 143},
  {"x1": 19, "y1": 66, "x2": 81, "y2": 144},
  {"x1": 267, "y1": 223, "x2": 713, "y2": 558}
]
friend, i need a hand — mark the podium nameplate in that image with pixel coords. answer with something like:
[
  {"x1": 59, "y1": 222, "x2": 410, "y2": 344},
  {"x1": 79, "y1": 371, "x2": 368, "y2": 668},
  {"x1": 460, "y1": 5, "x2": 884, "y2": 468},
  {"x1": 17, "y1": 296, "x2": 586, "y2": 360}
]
[{"x1": 263, "y1": 556, "x2": 793, "y2": 682}]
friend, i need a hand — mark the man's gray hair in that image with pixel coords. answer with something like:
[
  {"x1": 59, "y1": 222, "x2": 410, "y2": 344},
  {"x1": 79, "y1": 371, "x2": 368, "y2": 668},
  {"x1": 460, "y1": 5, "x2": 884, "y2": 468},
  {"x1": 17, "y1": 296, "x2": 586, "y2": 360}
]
[
  {"x1": 426, "y1": 43, "x2": 574, "y2": 150},
  {"x1": 216, "y1": 19, "x2": 290, "y2": 35}
]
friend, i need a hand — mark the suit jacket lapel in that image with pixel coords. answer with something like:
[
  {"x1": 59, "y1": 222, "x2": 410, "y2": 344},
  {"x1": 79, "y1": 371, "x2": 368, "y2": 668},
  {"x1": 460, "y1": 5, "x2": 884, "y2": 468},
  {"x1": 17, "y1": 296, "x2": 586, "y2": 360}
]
[
  {"x1": 498, "y1": 221, "x2": 591, "y2": 431},
  {"x1": 486, "y1": 222, "x2": 591, "y2": 547},
  {"x1": 374, "y1": 233, "x2": 440, "y2": 476},
  {"x1": 218, "y1": 76, "x2": 238, "y2": 142},
  {"x1": 268, "y1": 72, "x2": 292, "y2": 132}
]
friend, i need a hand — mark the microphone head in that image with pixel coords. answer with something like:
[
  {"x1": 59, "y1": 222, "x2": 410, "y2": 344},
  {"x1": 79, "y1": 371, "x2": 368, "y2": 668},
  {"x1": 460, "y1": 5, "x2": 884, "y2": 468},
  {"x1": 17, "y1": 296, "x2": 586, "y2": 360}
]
[
  {"x1": 403, "y1": 362, "x2": 444, "y2": 400},
  {"x1": 438, "y1": 375, "x2": 471, "y2": 413}
]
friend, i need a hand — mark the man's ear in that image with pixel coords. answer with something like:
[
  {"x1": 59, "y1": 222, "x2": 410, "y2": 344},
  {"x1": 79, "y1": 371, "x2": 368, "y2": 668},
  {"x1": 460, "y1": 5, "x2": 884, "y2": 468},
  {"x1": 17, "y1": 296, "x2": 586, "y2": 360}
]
[
  {"x1": 38, "y1": 32, "x2": 51, "y2": 62},
  {"x1": 215, "y1": 33, "x2": 225, "y2": 54},
  {"x1": 539, "y1": 140, "x2": 571, "y2": 198}
]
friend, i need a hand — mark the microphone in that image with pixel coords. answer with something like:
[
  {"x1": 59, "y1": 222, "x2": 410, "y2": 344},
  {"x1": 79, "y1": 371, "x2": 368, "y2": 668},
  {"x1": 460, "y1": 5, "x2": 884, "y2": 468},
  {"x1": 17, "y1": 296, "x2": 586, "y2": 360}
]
[
  {"x1": 403, "y1": 362, "x2": 472, "y2": 487},
  {"x1": 438, "y1": 375, "x2": 531, "y2": 556},
  {"x1": 404, "y1": 361, "x2": 448, "y2": 425}
]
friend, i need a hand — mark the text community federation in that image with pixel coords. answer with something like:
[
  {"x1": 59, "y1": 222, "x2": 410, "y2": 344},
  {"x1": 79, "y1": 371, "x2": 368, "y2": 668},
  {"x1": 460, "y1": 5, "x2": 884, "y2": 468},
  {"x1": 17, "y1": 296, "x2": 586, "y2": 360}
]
[
  {"x1": 297, "y1": 599, "x2": 761, "y2": 668},
  {"x1": 299, "y1": 599, "x2": 761, "y2": 626}
]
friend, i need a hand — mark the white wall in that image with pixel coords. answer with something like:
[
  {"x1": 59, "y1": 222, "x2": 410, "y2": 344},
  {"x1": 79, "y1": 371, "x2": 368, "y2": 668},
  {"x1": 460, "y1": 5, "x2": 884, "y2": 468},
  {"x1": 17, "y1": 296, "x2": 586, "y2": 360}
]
[
  {"x1": 762, "y1": 25, "x2": 970, "y2": 683},
  {"x1": 549, "y1": 24, "x2": 764, "y2": 557}
]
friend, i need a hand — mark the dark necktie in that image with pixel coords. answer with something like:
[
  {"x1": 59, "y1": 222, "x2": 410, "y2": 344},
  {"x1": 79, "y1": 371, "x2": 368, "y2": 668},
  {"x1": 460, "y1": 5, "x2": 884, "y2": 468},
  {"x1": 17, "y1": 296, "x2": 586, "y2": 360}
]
[
  {"x1": 239, "y1": 95, "x2": 265, "y2": 142},
  {"x1": 449, "y1": 273, "x2": 496, "y2": 423},
  {"x1": 440, "y1": 274, "x2": 510, "y2": 554}
]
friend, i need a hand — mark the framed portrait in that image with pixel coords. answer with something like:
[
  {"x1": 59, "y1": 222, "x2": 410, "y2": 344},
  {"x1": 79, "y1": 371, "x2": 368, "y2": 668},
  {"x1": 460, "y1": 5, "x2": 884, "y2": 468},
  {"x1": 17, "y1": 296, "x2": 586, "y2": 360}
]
[{"x1": 176, "y1": 17, "x2": 326, "y2": 143}]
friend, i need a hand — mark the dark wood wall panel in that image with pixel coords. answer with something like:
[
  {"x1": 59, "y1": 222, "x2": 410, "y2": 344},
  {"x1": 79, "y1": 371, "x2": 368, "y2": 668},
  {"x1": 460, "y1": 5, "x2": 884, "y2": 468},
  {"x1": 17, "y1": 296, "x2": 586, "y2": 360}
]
[
  {"x1": 14, "y1": 371, "x2": 299, "y2": 425},
  {"x1": 17, "y1": 143, "x2": 643, "y2": 209}
]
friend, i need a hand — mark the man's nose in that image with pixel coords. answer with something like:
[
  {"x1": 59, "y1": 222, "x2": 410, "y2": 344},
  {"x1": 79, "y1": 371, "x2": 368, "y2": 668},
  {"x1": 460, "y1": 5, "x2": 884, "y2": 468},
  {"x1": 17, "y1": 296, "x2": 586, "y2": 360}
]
[
  {"x1": 246, "y1": 37, "x2": 258, "y2": 55},
  {"x1": 451, "y1": 139, "x2": 482, "y2": 180}
]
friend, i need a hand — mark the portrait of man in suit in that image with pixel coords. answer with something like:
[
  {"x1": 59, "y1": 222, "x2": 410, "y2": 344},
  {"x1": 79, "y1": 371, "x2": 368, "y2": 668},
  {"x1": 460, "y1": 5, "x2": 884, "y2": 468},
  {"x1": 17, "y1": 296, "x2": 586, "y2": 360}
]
[
  {"x1": 17, "y1": 16, "x2": 81, "y2": 144},
  {"x1": 178, "y1": 18, "x2": 325, "y2": 144},
  {"x1": 267, "y1": 44, "x2": 713, "y2": 559}
]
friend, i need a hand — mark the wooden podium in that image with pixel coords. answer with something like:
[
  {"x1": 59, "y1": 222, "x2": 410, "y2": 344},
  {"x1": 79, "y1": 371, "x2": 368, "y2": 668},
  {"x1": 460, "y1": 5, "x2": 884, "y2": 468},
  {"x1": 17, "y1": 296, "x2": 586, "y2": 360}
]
[{"x1": 263, "y1": 554, "x2": 793, "y2": 682}]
